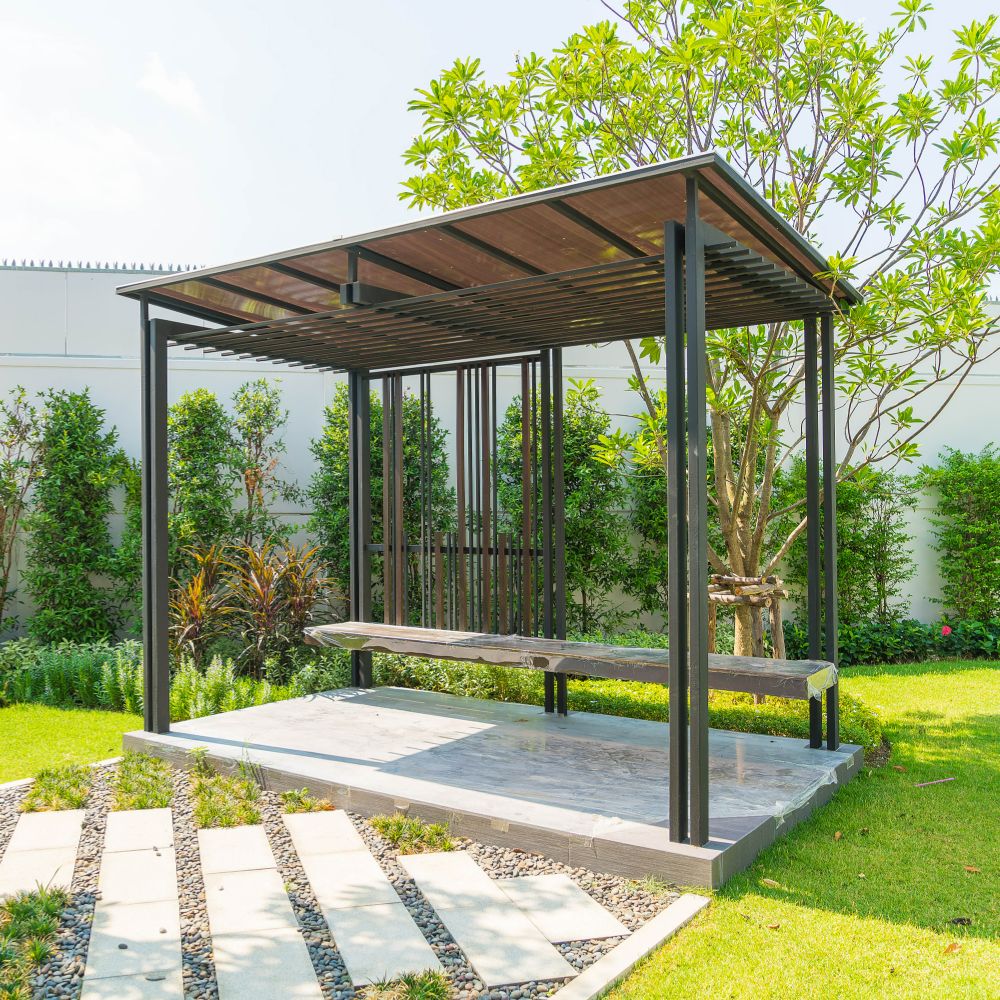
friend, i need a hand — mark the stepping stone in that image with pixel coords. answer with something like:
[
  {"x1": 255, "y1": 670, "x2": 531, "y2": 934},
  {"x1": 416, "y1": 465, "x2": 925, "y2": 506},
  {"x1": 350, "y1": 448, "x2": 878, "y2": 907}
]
[
  {"x1": 326, "y1": 902, "x2": 441, "y2": 985},
  {"x1": 212, "y1": 926, "x2": 322, "y2": 999},
  {"x1": 401, "y1": 852, "x2": 576, "y2": 987},
  {"x1": 104, "y1": 810, "x2": 174, "y2": 853},
  {"x1": 80, "y1": 968, "x2": 183, "y2": 999},
  {"x1": 6, "y1": 809, "x2": 85, "y2": 852},
  {"x1": 0, "y1": 846, "x2": 76, "y2": 897},
  {"x1": 282, "y1": 810, "x2": 366, "y2": 856},
  {"x1": 283, "y1": 812, "x2": 441, "y2": 985},
  {"x1": 84, "y1": 899, "x2": 182, "y2": 981},
  {"x1": 495, "y1": 874, "x2": 629, "y2": 942},
  {"x1": 198, "y1": 825, "x2": 273, "y2": 873},
  {"x1": 203, "y1": 867, "x2": 297, "y2": 935},
  {"x1": 99, "y1": 848, "x2": 177, "y2": 905}
]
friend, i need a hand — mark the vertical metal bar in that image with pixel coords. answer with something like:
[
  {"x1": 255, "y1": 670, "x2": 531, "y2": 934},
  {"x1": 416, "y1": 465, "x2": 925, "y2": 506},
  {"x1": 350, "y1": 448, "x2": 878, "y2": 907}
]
[
  {"x1": 348, "y1": 371, "x2": 373, "y2": 687},
  {"x1": 456, "y1": 369, "x2": 467, "y2": 631},
  {"x1": 381, "y1": 377, "x2": 391, "y2": 625},
  {"x1": 520, "y1": 361, "x2": 533, "y2": 636},
  {"x1": 804, "y1": 314, "x2": 823, "y2": 748},
  {"x1": 393, "y1": 374, "x2": 405, "y2": 625},
  {"x1": 821, "y1": 312, "x2": 840, "y2": 750},
  {"x1": 491, "y1": 364, "x2": 499, "y2": 632},
  {"x1": 480, "y1": 365, "x2": 492, "y2": 631},
  {"x1": 540, "y1": 350, "x2": 555, "y2": 711},
  {"x1": 141, "y1": 306, "x2": 170, "y2": 734},
  {"x1": 473, "y1": 366, "x2": 481, "y2": 629},
  {"x1": 552, "y1": 348, "x2": 568, "y2": 714},
  {"x1": 664, "y1": 220, "x2": 688, "y2": 843},
  {"x1": 498, "y1": 532, "x2": 509, "y2": 632},
  {"x1": 434, "y1": 530, "x2": 445, "y2": 627},
  {"x1": 686, "y1": 176, "x2": 710, "y2": 847}
]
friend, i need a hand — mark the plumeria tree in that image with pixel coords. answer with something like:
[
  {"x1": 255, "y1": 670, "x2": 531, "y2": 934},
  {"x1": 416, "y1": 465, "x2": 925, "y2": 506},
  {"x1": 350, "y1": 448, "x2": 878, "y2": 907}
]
[{"x1": 400, "y1": 0, "x2": 1000, "y2": 651}]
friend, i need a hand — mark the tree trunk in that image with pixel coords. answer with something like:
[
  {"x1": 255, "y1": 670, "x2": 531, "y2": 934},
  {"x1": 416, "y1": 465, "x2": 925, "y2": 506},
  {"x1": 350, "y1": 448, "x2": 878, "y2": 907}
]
[{"x1": 733, "y1": 603, "x2": 755, "y2": 656}]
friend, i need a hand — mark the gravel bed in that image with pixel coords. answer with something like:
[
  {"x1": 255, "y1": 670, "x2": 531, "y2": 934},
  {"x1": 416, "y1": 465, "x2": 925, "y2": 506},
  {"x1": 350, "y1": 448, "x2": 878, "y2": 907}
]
[
  {"x1": 33, "y1": 762, "x2": 114, "y2": 999},
  {"x1": 1, "y1": 766, "x2": 680, "y2": 1000},
  {"x1": 259, "y1": 789, "x2": 354, "y2": 999},
  {"x1": 172, "y1": 767, "x2": 219, "y2": 1000}
]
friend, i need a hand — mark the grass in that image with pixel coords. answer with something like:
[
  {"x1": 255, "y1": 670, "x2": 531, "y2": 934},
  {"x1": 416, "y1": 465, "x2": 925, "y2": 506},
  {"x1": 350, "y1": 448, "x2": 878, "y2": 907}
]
[
  {"x1": 0, "y1": 886, "x2": 69, "y2": 999},
  {"x1": 110, "y1": 751, "x2": 174, "y2": 810},
  {"x1": 281, "y1": 787, "x2": 333, "y2": 813},
  {"x1": 370, "y1": 813, "x2": 454, "y2": 855},
  {"x1": 20, "y1": 764, "x2": 91, "y2": 812},
  {"x1": 0, "y1": 704, "x2": 140, "y2": 783},
  {"x1": 188, "y1": 750, "x2": 261, "y2": 828},
  {"x1": 612, "y1": 658, "x2": 1000, "y2": 1000},
  {"x1": 365, "y1": 970, "x2": 451, "y2": 1000}
]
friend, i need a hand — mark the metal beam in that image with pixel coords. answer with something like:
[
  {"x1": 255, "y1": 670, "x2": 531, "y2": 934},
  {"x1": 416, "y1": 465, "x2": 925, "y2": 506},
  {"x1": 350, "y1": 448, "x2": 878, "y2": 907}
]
[
  {"x1": 199, "y1": 276, "x2": 314, "y2": 315},
  {"x1": 821, "y1": 312, "x2": 840, "y2": 750},
  {"x1": 804, "y1": 314, "x2": 823, "y2": 749},
  {"x1": 440, "y1": 224, "x2": 546, "y2": 276},
  {"x1": 548, "y1": 199, "x2": 647, "y2": 258},
  {"x1": 351, "y1": 245, "x2": 460, "y2": 292},
  {"x1": 142, "y1": 309, "x2": 171, "y2": 734}
]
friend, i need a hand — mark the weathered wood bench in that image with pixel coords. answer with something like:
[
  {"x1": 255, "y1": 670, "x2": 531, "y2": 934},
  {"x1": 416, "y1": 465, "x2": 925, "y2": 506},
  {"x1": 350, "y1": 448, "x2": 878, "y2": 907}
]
[{"x1": 305, "y1": 622, "x2": 838, "y2": 747}]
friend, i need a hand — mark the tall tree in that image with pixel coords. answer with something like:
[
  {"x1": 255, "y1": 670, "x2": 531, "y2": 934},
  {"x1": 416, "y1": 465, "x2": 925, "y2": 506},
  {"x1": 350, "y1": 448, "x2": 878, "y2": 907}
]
[{"x1": 401, "y1": 0, "x2": 1000, "y2": 651}]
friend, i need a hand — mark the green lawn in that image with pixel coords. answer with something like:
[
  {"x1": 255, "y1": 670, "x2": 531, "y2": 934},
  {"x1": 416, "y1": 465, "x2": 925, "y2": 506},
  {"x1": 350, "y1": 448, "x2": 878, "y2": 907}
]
[
  {"x1": 0, "y1": 704, "x2": 140, "y2": 783},
  {"x1": 614, "y1": 659, "x2": 1000, "y2": 1000}
]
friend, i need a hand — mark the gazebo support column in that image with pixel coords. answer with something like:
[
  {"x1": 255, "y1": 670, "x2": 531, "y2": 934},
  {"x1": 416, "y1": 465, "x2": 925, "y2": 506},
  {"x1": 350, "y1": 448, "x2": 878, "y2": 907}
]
[
  {"x1": 804, "y1": 315, "x2": 824, "y2": 748},
  {"x1": 821, "y1": 313, "x2": 840, "y2": 749},
  {"x1": 140, "y1": 305, "x2": 171, "y2": 735},
  {"x1": 348, "y1": 369, "x2": 373, "y2": 687},
  {"x1": 685, "y1": 175, "x2": 711, "y2": 847}
]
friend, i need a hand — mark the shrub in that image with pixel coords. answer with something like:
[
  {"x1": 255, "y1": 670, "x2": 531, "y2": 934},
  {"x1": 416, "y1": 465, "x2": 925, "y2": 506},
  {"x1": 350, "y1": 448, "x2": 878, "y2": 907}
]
[
  {"x1": 922, "y1": 446, "x2": 1000, "y2": 620},
  {"x1": 771, "y1": 459, "x2": 916, "y2": 623},
  {"x1": 168, "y1": 388, "x2": 236, "y2": 571},
  {"x1": 0, "y1": 387, "x2": 45, "y2": 632},
  {"x1": 23, "y1": 390, "x2": 127, "y2": 642},
  {"x1": 497, "y1": 378, "x2": 629, "y2": 632},
  {"x1": 308, "y1": 384, "x2": 454, "y2": 619}
]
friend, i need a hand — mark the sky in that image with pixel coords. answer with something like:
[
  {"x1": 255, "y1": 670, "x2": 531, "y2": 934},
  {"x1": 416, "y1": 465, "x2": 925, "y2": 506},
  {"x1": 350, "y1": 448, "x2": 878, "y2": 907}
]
[{"x1": 0, "y1": 0, "x2": 995, "y2": 271}]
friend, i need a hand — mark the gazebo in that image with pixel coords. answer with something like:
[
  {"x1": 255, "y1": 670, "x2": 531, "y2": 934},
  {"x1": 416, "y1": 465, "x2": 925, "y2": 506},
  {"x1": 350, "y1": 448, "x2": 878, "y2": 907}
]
[{"x1": 119, "y1": 152, "x2": 862, "y2": 886}]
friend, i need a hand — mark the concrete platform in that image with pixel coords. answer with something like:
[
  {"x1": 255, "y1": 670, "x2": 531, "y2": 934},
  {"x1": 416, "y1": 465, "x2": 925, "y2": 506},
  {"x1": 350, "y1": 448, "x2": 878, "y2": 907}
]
[{"x1": 125, "y1": 687, "x2": 863, "y2": 888}]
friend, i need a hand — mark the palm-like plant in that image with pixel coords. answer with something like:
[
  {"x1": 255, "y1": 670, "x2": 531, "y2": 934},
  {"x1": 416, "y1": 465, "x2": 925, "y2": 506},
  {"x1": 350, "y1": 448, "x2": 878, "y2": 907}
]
[
  {"x1": 169, "y1": 545, "x2": 233, "y2": 668},
  {"x1": 282, "y1": 544, "x2": 334, "y2": 638},
  {"x1": 225, "y1": 542, "x2": 288, "y2": 678}
]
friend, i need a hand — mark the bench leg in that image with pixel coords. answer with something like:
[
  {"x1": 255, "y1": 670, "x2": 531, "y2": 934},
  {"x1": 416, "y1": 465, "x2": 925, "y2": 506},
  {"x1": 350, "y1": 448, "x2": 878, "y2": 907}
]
[
  {"x1": 351, "y1": 651, "x2": 372, "y2": 688},
  {"x1": 556, "y1": 674, "x2": 568, "y2": 716},
  {"x1": 826, "y1": 681, "x2": 840, "y2": 750},
  {"x1": 809, "y1": 694, "x2": 823, "y2": 749},
  {"x1": 544, "y1": 674, "x2": 555, "y2": 713}
]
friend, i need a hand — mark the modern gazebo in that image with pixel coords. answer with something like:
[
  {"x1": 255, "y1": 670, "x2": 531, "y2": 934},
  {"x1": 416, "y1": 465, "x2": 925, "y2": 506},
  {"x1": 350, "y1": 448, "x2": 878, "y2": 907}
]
[{"x1": 119, "y1": 152, "x2": 862, "y2": 886}]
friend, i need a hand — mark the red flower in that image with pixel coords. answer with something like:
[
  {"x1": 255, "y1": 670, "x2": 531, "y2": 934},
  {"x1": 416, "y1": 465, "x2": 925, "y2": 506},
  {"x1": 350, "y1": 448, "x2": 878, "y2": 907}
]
[{"x1": 941, "y1": 625, "x2": 952, "y2": 637}]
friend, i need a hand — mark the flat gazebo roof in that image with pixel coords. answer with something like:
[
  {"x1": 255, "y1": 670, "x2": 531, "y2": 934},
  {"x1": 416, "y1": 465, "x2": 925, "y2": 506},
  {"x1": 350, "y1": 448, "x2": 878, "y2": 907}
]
[{"x1": 117, "y1": 152, "x2": 859, "y2": 372}]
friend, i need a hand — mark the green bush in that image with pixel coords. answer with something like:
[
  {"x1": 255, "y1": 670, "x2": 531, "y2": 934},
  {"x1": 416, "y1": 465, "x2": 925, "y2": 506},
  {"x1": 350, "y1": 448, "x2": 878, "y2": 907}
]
[
  {"x1": 308, "y1": 384, "x2": 454, "y2": 620},
  {"x1": 771, "y1": 459, "x2": 916, "y2": 623},
  {"x1": 23, "y1": 390, "x2": 128, "y2": 641},
  {"x1": 921, "y1": 446, "x2": 1000, "y2": 620}
]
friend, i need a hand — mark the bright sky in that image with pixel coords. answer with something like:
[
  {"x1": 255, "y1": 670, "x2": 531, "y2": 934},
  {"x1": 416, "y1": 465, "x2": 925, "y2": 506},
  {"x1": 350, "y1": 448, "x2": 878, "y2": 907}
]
[{"x1": 0, "y1": 0, "x2": 994, "y2": 270}]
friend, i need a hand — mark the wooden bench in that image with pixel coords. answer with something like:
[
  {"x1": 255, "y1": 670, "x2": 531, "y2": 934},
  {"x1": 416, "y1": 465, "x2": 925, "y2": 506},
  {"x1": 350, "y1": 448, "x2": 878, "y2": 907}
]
[{"x1": 305, "y1": 623, "x2": 838, "y2": 746}]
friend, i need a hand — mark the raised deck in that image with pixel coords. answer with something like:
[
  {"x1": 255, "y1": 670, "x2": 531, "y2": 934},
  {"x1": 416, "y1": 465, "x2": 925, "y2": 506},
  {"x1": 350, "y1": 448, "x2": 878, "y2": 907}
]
[{"x1": 125, "y1": 687, "x2": 862, "y2": 888}]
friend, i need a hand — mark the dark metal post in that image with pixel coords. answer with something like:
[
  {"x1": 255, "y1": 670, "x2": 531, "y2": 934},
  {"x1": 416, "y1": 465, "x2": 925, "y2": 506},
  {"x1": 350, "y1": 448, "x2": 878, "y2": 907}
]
[
  {"x1": 141, "y1": 306, "x2": 170, "y2": 734},
  {"x1": 540, "y1": 350, "x2": 555, "y2": 713},
  {"x1": 821, "y1": 312, "x2": 840, "y2": 749},
  {"x1": 348, "y1": 370, "x2": 373, "y2": 687},
  {"x1": 552, "y1": 348, "x2": 568, "y2": 714},
  {"x1": 685, "y1": 176, "x2": 710, "y2": 846},
  {"x1": 804, "y1": 315, "x2": 823, "y2": 748},
  {"x1": 664, "y1": 220, "x2": 688, "y2": 843}
]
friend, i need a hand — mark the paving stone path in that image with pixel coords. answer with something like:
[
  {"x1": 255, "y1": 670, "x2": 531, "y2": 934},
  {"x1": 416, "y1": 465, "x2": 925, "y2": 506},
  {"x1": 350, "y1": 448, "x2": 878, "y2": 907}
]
[{"x1": 1, "y1": 788, "x2": 685, "y2": 998}]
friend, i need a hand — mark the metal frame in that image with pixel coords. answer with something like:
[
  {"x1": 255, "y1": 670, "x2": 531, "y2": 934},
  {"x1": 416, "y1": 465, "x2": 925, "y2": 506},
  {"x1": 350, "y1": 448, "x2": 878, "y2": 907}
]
[{"x1": 134, "y1": 158, "x2": 847, "y2": 850}]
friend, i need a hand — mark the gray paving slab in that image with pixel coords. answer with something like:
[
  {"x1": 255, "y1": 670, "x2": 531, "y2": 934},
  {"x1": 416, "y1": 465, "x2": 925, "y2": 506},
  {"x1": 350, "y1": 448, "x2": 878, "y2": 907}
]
[
  {"x1": 103, "y1": 809, "x2": 174, "y2": 854},
  {"x1": 401, "y1": 852, "x2": 575, "y2": 987},
  {"x1": 80, "y1": 968, "x2": 183, "y2": 999},
  {"x1": 0, "y1": 846, "x2": 76, "y2": 897},
  {"x1": 6, "y1": 809, "x2": 85, "y2": 852},
  {"x1": 212, "y1": 926, "x2": 323, "y2": 999},
  {"x1": 84, "y1": 899, "x2": 181, "y2": 981},
  {"x1": 98, "y1": 848, "x2": 177, "y2": 905},
  {"x1": 496, "y1": 874, "x2": 629, "y2": 942},
  {"x1": 197, "y1": 825, "x2": 274, "y2": 874},
  {"x1": 325, "y1": 901, "x2": 442, "y2": 985},
  {"x1": 202, "y1": 867, "x2": 297, "y2": 934},
  {"x1": 299, "y1": 849, "x2": 400, "y2": 910},
  {"x1": 282, "y1": 810, "x2": 367, "y2": 856}
]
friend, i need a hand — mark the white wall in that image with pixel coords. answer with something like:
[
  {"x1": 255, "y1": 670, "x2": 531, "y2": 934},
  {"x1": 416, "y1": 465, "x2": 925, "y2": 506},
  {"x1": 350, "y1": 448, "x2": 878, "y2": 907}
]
[{"x1": 0, "y1": 263, "x2": 996, "y2": 627}]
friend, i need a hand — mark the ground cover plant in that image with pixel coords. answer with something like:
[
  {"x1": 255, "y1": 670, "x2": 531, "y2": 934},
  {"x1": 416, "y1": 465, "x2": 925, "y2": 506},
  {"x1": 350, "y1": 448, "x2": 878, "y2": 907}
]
[
  {"x1": 20, "y1": 764, "x2": 91, "y2": 812},
  {"x1": 370, "y1": 813, "x2": 454, "y2": 855},
  {"x1": 366, "y1": 970, "x2": 451, "y2": 1000},
  {"x1": 612, "y1": 659, "x2": 1000, "y2": 1000},
  {"x1": 280, "y1": 787, "x2": 333, "y2": 813},
  {"x1": 110, "y1": 751, "x2": 174, "y2": 811},
  {"x1": 0, "y1": 886, "x2": 69, "y2": 999},
  {"x1": 188, "y1": 750, "x2": 261, "y2": 828}
]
